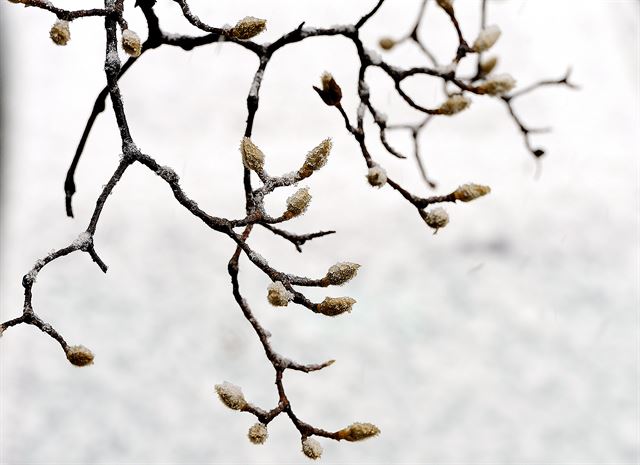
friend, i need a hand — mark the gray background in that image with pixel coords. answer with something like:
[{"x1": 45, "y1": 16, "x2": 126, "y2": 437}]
[{"x1": 1, "y1": 0, "x2": 638, "y2": 463}]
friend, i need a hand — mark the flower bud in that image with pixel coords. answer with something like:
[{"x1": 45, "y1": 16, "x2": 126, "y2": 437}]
[
  {"x1": 285, "y1": 187, "x2": 311, "y2": 218},
  {"x1": 366, "y1": 165, "x2": 387, "y2": 187},
  {"x1": 438, "y1": 94, "x2": 471, "y2": 115},
  {"x1": 477, "y1": 73, "x2": 516, "y2": 96},
  {"x1": 298, "y1": 138, "x2": 332, "y2": 178},
  {"x1": 473, "y1": 25, "x2": 501, "y2": 52},
  {"x1": 66, "y1": 345, "x2": 94, "y2": 366},
  {"x1": 421, "y1": 207, "x2": 449, "y2": 233},
  {"x1": 240, "y1": 137, "x2": 265, "y2": 172},
  {"x1": 247, "y1": 423, "x2": 268, "y2": 445},
  {"x1": 453, "y1": 183, "x2": 491, "y2": 202},
  {"x1": 379, "y1": 37, "x2": 396, "y2": 50},
  {"x1": 214, "y1": 381, "x2": 247, "y2": 411},
  {"x1": 122, "y1": 29, "x2": 142, "y2": 57},
  {"x1": 50, "y1": 20, "x2": 70, "y2": 46},
  {"x1": 301, "y1": 437, "x2": 323, "y2": 460},
  {"x1": 336, "y1": 422, "x2": 381, "y2": 442},
  {"x1": 267, "y1": 281, "x2": 293, "y2": 307},
  {"x1": 313, "y1": 72, "x2": 342, "y2": 106},
  {"x1": 229, "y1": 16, "x2": 267, "y2": 40},
  {"x1": 317, "y1": 297, "x2": 356, "y2": 316},
  {"x1": 325, "y1": 262, "x2": 360, "y2": 286},
  {"x1": 479, "y1": 56, "x2": 498, "y2": 76}
]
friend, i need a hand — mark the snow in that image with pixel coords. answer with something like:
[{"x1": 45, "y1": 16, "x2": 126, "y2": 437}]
[{"x1": 0, "y1": 1, "x2": 638, "y2": 464}]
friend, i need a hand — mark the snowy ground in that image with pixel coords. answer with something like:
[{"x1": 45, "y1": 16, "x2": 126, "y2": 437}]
[{"x1": 1, "y1": 1, "x2": 638, "y2": 464}]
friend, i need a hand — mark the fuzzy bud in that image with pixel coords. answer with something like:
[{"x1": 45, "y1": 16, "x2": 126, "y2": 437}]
[
  {"x1": 473, "y1": 25, "x2": 501, "y2": 52},
  {"x1": 480, "y1": 56, "x2": 498, "y2": 76},
  {"x1": 337, "y1": 422, "x2": 381, "y2": 442},
  {"x1": 478, "y1": 73, "x2": 516, "y2": 96},
  {"x1": 247, "y1": 423, "x2": 268, "y2": 445},
  {"x1": 229, "y1": 16, "x2": 267, "y2": 40},
  {"x1": 301, "y1": 437, "x2": 323, "y2": 460},
  {"x1": 438, "y1": 94, "x2": 471, "y2": 115},
  {"x1": 267, "y1": 281, "x2": 293, "y2": 307},
  {"x1": 240, "y1": 137, "x2": 265, "y2": 172},
  {"x1": 214, "y1": 381, "x2": 247, "y2": 411},
  {"x1": 313, "y1": 72, "x2": 342, "y2": 106},
  {"x1": 299, "y1": 138, "x2": 332, "y2": 178},
  {"x1": 366, "y1": 165, "x2": 387, "y2": 187},
  {"x1": 453, "y1": 183, "x2": 491, "y2": 202},
  {"x1": 317, "y1": 297, "x2": 356, "y2": 316},
  {"x1": 50, "y1": 20, "x2": 70, "y2": 46},
  {"x1": 66, "y1": 345, "x2": 94, "y2": 366},
  {"x1": 121, "y1": 29, "x2": 142, "y2": 57},
  {"x1": 285, "y1": 187, "x2": 311, "y2": 218},
  {"x1": 422, "y1": 207, "x2": 449, "y2": 233},
  {"x1": 325, "y1": 262, "x2": 360, "y2": 286},
  {"x1": 379, "y1": 37, "x2": 396, "y2": 50}
]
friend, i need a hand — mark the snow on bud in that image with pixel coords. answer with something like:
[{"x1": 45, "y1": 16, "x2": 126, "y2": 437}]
[
  {"x1": 317, "y1": 297, "x2": 356, "y2": 316},
  {"x1": 267, "y1": 281, "x2": 293, "y2": 307},
  {"x1": 478, "y1": 73, "x2": 516, "y2": 96},
  {"x1": 299, "y1": 138, "x2": 332, "y2": 178},
  {"x1": 66, "y1": 345, "x2": 94, "y2": 366},
  {"x1": 50, "y1": 20, "x2": 70, "y2": 46},
  {"x1": 301, "y1": 437, "x2": 323, "y2": 460},
  {"x1": 366, "y1": 165, "x2": 387, "y2": 187},
  {"x1": 337, "y1": 422, "x2": 381, "y2": 442},
  {"x1": 313, "y1": 72, "x2": 342, "y2": 106},
  {"x1": 453, "y1": 183, "x2": 491, "y2": 202},
  {"x1": 214, "y1": 381, "x2": 247, "y2": 411},
  {"x1": 473, "y1": 25, "x2": 501, "y2": 52},
  {"x1": 480, "y1": 56, "x2": 498, "y2": 76},
  {"x1": 240, "y1": 137, "x2": 265, "y2": 172},
  {"x1": 247, "y1": 423, "x2": 268, "y2": 445},
  {"x1": 379, "y1": 37, "x2": 396, "y2": 50},
  {"x1": 285, "y1": 187, "x2": 311, "y2": 218},
  {"x1": 325, "y1": 262, "x2": 360, "y2": 286},
  {"x1": 122, "y1": 29, "x2": 142, "y2": 57},
  {"x1": 422, "y1": 207, "x2": 449, "y2": 233},
  {"x1": 438, "y1": 94, "x2": 471, "y2": 116},
  {"x1": 229, "y1": 16, "x2": 267, "y2": 40}
]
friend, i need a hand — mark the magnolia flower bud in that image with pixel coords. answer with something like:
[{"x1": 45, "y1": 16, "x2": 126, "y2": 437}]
[
  {"x1": 229, "y1": 16, "x2": 267, "y2": 40},
  {"x1": 438, "y1": 94, "x2": 471, "y2": 115},
  {"x1": 285, "y1": 187, "x2": 311, "y2": 218},
  {"x1": 480, "y1": 56, "x2": 498, "y2": 76},
  {"x1": 301, "y1": 437, "x2": 323, "y2": 460},
  {"x1": 247, "y1": 423, "x2": 268, "y2": 445},
  {"x1": 240, "y1": 137, "x2": 265, "y2": 172},
  {"x1": 435, "y1": 0, "x2": 453, "y2": 12},
  {"x1": 122, "y1": 29, "x2": 142, "y2": 57},
  {"x1": 453, "y1": 183, "x2": 491, "y2": 202},
  {"x1": 366, "y1": 165, "x2": 387, "y2": 187},
  {"x1": 478, "y1": 73, "x2": 516, "y2": 96},
  {"x1": 50, "y1": 20, "x2": 70, "y2": 46},
  {"x1": 325, "y1": 262, "x2": 360, "y2": 286},
  {"x1": 66, "y1": 345, "x2": 94, "y2": 366},
  {"x1": 422, "y1": 207, "x2": 449, "y2": 233},
  {"x1": 317, "y1": 297, "x2": 356, "y2": 316},
  {"x1": 379, "y1": 37, "x2": 396, "y2": 50},
  {"x1": 337, "y1": 422, "x2": 381, "y2": 442},
  {"x1": 214, "y1": 381, "x2": 247, "y2": 411},
  {"x1": 267, "y1": 281, "x2": 293, "y2": 307},
  {"x1": 313, "y1": 72, "x2": 342, "y2": 106},
  {"x1": 298, "y1": 138, "x2": 332, "y2": 178},
  {"x1": 473, "y1": 25, "x2": 501, "y2": 52}
]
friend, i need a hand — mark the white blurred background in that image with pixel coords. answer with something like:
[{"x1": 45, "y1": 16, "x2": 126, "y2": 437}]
[{"x1": 1, "y1": 1, "x2": 638, "y2": 463}]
